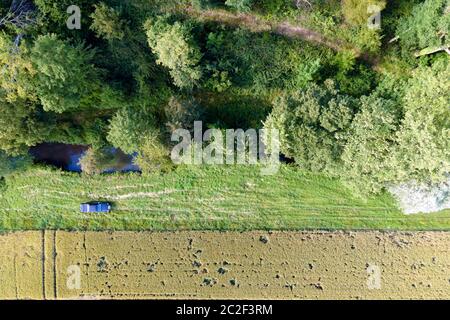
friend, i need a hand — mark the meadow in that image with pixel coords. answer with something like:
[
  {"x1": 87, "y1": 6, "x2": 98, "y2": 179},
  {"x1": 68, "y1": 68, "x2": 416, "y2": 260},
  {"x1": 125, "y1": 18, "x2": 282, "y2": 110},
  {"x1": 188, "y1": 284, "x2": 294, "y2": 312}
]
[{"x1": 1, "y1": 165, "x2": 449, "y2": 231}]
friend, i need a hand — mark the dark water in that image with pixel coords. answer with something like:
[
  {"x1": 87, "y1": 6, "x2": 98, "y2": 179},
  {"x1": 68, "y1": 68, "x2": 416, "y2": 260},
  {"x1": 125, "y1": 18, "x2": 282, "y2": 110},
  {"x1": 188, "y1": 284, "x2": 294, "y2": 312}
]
[{"x1": 29, "y1": 143, "x2": 140, "y2": 173}]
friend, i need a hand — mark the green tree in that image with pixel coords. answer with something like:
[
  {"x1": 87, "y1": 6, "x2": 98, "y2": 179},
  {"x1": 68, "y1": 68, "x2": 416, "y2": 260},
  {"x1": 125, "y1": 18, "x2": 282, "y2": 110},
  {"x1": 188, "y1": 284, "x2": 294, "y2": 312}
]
[
  {"x1": 0, "y1": 97, "x2": 48, "y2": 155},
  {"x1": 341, "y1": 95, "x2": 400, "y2": 193},
  {"x1": 78, "y1": 147, "x2": 116, "y2": 175},
  {"x1": 341, "y1": 60, "x2": 449, "y2": 193},
  {"x1": 396, "y1": 0, "x2": 450, "y2": 56},
  {"x1": 144, "y1": 18, "x2": 202, "y2": 90},
  {"x1": 30, "y1": 34, "x2": 99, "y2": 113},
  {"x1": 391, "y1": 59, "x2": 450, "y2": 183},
  {"x1": 134, "y1": 133, "x2": 173, "y2": 175},
  {"x1": 90, "y1": 2, "x2": 126, "y2": 41},
  {"x1": 0, "y1": 32, "x2": 36, "y2": 103},
  {"x1": 107, "y1": 106, "x2": 159, "y2": 154},
  {"x1": 264, "y1": 80, "x2": 357, "y2": 173}
]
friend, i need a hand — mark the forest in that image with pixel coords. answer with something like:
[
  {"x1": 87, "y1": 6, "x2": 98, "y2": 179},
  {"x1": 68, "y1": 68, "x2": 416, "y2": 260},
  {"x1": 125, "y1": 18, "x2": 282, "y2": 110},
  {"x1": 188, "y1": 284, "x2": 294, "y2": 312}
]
[{"x1": 0, "y1": 0, "x2": 449, "y2": 225}]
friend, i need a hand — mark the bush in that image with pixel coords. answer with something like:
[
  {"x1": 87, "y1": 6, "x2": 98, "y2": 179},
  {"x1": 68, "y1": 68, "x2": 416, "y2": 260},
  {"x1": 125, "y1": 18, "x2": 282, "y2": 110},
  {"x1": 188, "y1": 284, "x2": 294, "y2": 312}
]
[
  {"x1": 78, "y1": 147, "x2": 116, "y2": 175},
  {"x1": 107, "y1": 106, "x2": 159, "y2": 154},
  {"x1": 342, "y1": 0, "x2": 386, "y2": 26},
  {"x1": 191, "y1": 0, "x2": 215, "y2": 10},
  {"x1": 134, "y1": 134, "x2": 173, "y2": 175}
]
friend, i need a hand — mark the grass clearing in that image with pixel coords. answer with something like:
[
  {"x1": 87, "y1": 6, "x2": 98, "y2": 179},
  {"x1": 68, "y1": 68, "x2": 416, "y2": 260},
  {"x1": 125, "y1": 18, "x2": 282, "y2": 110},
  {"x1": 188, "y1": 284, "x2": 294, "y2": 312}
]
[{"x1": 0, "y1": 165, "x2": 449, "y2": 231}]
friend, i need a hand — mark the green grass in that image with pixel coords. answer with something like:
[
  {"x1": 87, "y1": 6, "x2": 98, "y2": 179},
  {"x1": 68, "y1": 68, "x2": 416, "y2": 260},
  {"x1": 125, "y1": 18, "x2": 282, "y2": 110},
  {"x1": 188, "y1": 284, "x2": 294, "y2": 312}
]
[{"x1": 0, "y1": 165, "x2": 449, "y2": 231}]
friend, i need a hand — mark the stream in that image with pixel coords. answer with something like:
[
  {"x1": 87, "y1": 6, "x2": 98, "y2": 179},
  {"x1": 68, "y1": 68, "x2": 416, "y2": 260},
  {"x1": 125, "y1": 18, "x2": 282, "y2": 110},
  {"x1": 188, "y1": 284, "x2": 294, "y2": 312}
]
[{"x1": 29, "y1": 143, "x2": 140, "y2": 173}]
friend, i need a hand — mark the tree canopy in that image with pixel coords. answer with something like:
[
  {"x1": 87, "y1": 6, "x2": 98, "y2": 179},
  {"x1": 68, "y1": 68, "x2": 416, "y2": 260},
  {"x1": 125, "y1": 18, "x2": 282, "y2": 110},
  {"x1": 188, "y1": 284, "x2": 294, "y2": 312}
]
[
  {"x1": 264, "y1": 80, "x2": 357, "y2": 173},
  {"x1": 396, "y1": 0, "x2": 450, "y2": 56},
  {"x1": 145, "y1": 17, "x2": 202, "y2": 90}
]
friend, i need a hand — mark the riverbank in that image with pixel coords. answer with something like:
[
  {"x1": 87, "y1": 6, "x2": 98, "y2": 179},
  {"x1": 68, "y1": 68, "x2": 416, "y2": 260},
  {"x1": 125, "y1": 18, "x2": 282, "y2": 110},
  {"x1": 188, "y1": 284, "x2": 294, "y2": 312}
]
[
  {"x1": 1, "y1": 165, "x2": 449, "y2": 231},
  {"x1": 1, "y1": 230, "x2": 449, "y2": 299}
]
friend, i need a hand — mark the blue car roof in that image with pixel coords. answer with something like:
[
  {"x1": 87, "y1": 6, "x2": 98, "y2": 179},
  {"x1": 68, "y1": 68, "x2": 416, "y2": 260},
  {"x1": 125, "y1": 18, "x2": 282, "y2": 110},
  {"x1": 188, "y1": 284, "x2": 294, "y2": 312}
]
[{"x1": 80, "y1": 202, "x2": 110, "y2": 213}]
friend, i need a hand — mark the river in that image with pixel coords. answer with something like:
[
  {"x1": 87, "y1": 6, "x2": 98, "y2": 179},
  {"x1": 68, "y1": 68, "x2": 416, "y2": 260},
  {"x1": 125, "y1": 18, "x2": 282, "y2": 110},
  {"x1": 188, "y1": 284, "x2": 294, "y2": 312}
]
[{"x1": 29, "y1": 143, "x2": 140, "y2": 173}]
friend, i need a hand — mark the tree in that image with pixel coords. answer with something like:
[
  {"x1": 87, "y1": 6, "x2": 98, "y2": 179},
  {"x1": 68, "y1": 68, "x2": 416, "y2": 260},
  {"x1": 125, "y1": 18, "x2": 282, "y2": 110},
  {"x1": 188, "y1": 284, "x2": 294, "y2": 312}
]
[
  {"x1": 0, "y1": 0, "x2": 37, "y2": 29},
  {"x1": 78, "y1": 147, "x2": 116, "y2": 175},
  {"x1": 0, "y1": 96, "x2": 48, "y2": 155},
  {"x1": 341, "y1": 60, "x2": 450, "y2": 193},
  {"x1": 134, "y1": 133, "x2": 173, "y2": 175},
  {"x1": 33, "y1": 0, "x2": 91, "y2": 26},
  {"x1": 144, "y1": 18, "x2": 202, "y2": 90},
  {"x1": 90, "y1": 2, "x2": 125, "y2": 41},
  {"x1": 30, "y1": 34, "x2": 100, "y2": 113},
  {"x1": 0, "y1": 31, "x2": 36, "y2": 103},
  {"x1": 341, "y1": 95, "x2": 400, "y2": 193},
  {"x1": 107, "y1": 106, "x2": 159, "y2": 154},
  {"x1": 391, "y1": 59, "x2": 450, "y2": 183},
  {"x1": 396, "y1": 0, "x2": 450, "y2": 56},
  {"x1": 264, "y1": 80, "x2": 357, "y2": 173}
]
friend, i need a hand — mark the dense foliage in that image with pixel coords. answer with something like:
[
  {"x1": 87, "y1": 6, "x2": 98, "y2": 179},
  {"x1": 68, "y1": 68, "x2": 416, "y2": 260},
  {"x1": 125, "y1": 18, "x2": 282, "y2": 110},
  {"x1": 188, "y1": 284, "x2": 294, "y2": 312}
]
[
  {"x1": 0, "y1": 0, "x2": 448, "y2": 197},
  {"x1": 396, "y1": 0, "x2": 450, "y2": 57}
]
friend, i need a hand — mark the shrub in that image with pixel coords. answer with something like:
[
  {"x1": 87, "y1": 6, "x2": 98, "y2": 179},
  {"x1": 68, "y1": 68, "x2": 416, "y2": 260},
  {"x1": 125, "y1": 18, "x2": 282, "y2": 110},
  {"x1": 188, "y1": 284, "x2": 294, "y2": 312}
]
[
  {"x1": 107, "y1": 106, "x2": 158, "y2": 154},
  {"x1": 0, "y1": 151, "x2": 32, "y2": 177},
  {"x1": 134, "y1": 134, "x2": 173, "y2": 175},
  {"x1": 78, "y1": 147, "x2": 116, "y2": 175}
]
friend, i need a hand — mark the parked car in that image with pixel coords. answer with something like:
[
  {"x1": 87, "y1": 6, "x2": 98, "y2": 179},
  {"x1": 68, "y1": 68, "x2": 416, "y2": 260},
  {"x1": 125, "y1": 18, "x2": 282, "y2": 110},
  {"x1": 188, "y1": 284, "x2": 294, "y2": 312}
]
[{"x1": 80, "y1": 202, "x2": 111, "y2": 213}]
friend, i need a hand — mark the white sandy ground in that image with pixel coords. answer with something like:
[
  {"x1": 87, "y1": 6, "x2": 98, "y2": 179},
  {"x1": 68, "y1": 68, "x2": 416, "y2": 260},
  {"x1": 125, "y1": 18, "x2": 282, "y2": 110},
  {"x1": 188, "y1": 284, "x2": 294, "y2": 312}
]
[{"x1": 389, "y1": 178, "x2": 450, "y2": 214}]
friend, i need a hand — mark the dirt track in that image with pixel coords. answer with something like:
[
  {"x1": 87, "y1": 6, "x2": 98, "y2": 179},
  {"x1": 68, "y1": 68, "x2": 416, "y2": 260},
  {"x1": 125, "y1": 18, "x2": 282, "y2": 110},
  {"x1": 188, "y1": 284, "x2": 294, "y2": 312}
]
[
  {"x1": 183, "y1": 8, "x2": 356, "y2": 55},
  {"x1": 0, "y1": 231, "x2": 449, "y2": 299}
]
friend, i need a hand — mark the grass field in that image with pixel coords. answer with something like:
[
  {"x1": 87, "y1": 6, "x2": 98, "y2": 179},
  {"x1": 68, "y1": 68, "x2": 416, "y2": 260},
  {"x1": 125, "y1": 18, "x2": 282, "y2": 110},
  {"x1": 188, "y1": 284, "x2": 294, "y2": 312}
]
[{"x1": 0, "y1": 165, "x2": 449, "y2": 231}]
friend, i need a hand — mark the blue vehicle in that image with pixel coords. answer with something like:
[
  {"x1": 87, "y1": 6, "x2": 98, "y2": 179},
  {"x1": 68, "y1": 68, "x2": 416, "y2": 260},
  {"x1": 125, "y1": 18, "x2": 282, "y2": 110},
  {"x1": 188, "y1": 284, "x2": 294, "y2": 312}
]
[{"x1": 80, "y1": 202, "x2": 111, "y2": 213}]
